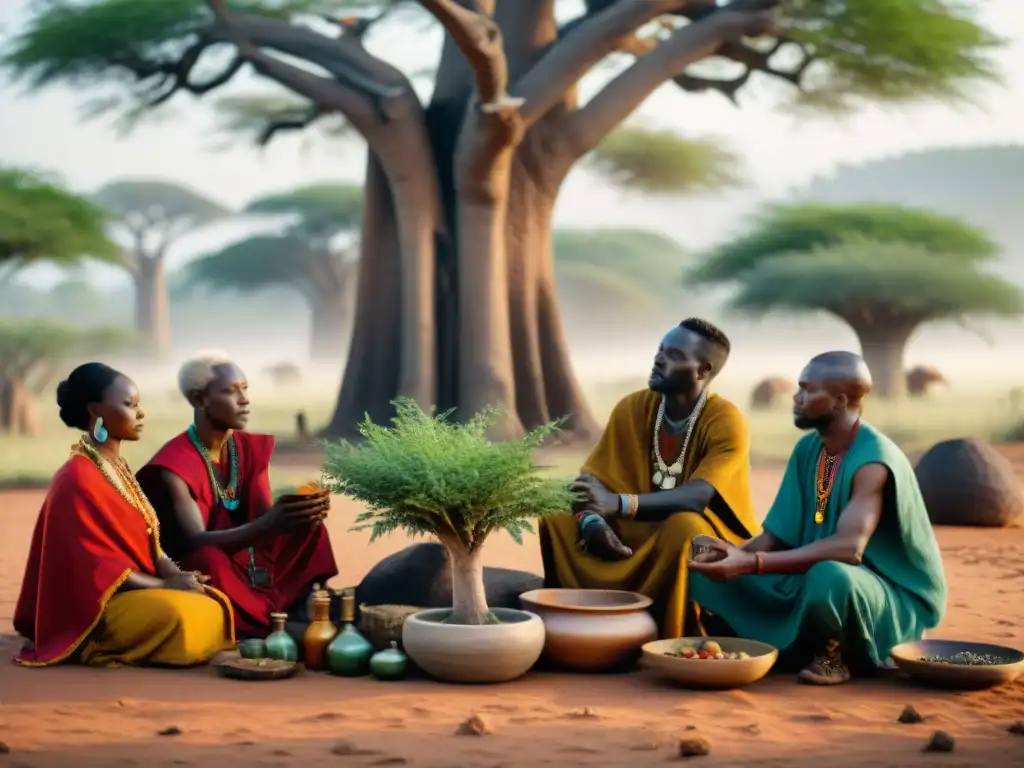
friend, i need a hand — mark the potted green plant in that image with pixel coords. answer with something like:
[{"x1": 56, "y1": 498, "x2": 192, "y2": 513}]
[{"x1": 322, "y1": 398, "x2": 574, "y2": 683}]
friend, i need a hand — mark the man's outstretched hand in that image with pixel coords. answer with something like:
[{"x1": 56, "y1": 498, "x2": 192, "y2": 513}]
[{"x1": 581, "y1": 519, "x2": 633, "y2": 561}]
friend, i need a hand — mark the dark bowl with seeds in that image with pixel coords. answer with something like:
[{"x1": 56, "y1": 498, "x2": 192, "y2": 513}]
[{"x1": 890, "y1": 639, "x2": 1024, "y2": 690}]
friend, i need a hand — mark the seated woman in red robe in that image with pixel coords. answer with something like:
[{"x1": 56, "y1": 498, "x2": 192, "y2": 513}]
[
  {"x1": 136, "y1": 351, "x2": 338, "y2": 639},
  {"x1": 14, "y1": 363, "x2": 236, "y2": 667}
]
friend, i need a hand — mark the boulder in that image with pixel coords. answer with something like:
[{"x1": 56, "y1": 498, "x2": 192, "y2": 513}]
[
  {"x1": 354, "y1": 543, "x2": 544, "y2": 619},
  {"x1": 906, "y1": 366, "x2": 947, "y2": 398},
  {"x1": 914, "y1": 438, "x2": 1024, "y2": 527},
  {"x1": 750, "y1": 377, "x2": 796, "y2": 411}
]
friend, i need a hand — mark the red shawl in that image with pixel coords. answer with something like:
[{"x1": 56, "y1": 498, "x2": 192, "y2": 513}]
[{"x1": 14, "y1": 455, "x2": 159, "y2": 665}]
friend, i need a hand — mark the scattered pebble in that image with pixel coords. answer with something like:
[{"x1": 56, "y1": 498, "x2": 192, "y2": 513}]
[
  {"x1": 923, "y1": 731, "x2": 956, "y2": 753},
  {"x1": 455, "y1": 714, "x2": 492, "y2": 736},
  {"x1": 0, "y1": 741, "x2": 9, "y2": 754},
  {"x1": 157, "y1": 726, "x2": 182, "y2": 737},
  {"x1": 330, "y1": 740, "x2": 379, "y2": 756},
  {"x1": 678, "y1": 736, "x2": 711, "y2": 758},
  {"x1": 1009, "y1": 721, "x2": 1024, "y2": 736},
  {"x1": 565, "y1": 707, "x2": 599, "y2": 719},
  {"x1": 898, "y1": 705, "x2": 924, "y2": 724},
  {"x1": 370, "y1": 759, "x2": 407, "y2": 766}
]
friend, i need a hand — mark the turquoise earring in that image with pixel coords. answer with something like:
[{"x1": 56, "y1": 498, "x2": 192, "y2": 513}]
[{"x1": 92, "y1": 417, "x2": 108, "y2": 443}]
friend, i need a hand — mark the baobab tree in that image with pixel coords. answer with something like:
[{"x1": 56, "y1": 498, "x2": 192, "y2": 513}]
[
  {"x1": 0, "y1": 167, "x2": 118, "y2": 284},
  {"x1": 690, "y1": 203, "x2": 1023, "y2": 397},
  {"x1": 93, "y1": 180, "x2": 231, "y2": 357},
  {"x1": 184, "y1": 184, "x2": 362, "y2": 360},
  {"x1": 2, "y1": 0, "x2": 1002, "y2": 437}
]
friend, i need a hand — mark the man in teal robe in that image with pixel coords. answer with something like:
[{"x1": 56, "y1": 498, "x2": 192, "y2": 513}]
[{"x1": 688, "y1": 351, "x2": 947, "y2": 685}]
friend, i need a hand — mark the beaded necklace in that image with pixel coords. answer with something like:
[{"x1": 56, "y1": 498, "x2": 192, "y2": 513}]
[
  {"x1": 651, "y1": 389, "x2": 707, "y2": 491},
  {"x1": 187, "y1": 424, "x2": 240, "y2": 511},
  {"x1": 71, "y1": 437, "x2": 163, "y2": 553},
  {"x1": 813, "y1": 419, "x2": 861, "y2": 524}
]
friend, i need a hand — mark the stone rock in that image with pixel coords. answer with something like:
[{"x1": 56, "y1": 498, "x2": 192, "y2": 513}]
[
  {"x1": 923, "y1": 731, "x2": 956, "y2": 752},
  {"x1": 355, "y1": 543, "x2": 543, "y2": 619},
  {"x1": 157, "y1": 726, "x2": 182, "y2": 737},
  {"x1": 0, "y1": 741, "x2": 9, "y2": 754},
  {"x1": 906, "y1": 366, "x2": 947, "y2": 398},
  {"x1": 915, "y1": 438, "x2": 1024, "y2": 527},
  {"x1": 750, "y1": 377, "x2": 796, "y2": 411},
  {"x1": 455, "y1": 715, "x2": 492, "y2": 736},
  {"x1": 898, "y1": 705, "x2": 924, "y2": 724},
  {"x1": 678, "y1": 736, "x2": 710, "y2": 758},
  {"x1": 1008, "y1": 721, "x2": 1024, "y2": 736}
]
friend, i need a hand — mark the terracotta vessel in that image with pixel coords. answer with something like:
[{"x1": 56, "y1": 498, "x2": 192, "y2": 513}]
[
  {"x1": 890, "y1": 639, "x2": 1024, "y2": 690},
  {"x1": 402, "y1": 607, "x2": 545, "y2": 683},
  {"x1": 302, "y1": 584, "x2": 337, "y2": 671},
  {"x1": 641, "y1": 637, "x2": 778, "y2": 689},
  {"x1": 519, "y1": 588, "x2": 658, "y2": 672}
]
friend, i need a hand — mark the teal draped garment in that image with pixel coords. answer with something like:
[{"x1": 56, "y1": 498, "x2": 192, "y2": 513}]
[{"x1": 689, "y1": 422, "x2": 947, "y2": 666}]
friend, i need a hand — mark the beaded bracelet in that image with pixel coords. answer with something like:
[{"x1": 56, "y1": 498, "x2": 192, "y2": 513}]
[{"x1": 618, "y1": 493, "x2": 639, "y2": 520}]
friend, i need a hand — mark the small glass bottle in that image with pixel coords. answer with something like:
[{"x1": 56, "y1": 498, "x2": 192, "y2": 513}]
[
  {"x1": 303, "y1": 584, "x2": 337, "y2": 671},
  {"x1": 264, "y1": 612, "x2": 299, "y2": 662},
  {"x1": 370, "y1": 641, "x2": 409, "y2": 681},
  {"x1": 325, "y1": 589, "x2": 373, "y2": 676}
]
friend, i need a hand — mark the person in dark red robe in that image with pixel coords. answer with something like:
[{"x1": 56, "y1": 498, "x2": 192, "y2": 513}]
[{"x1": 136, "y1": 352, "x2": 338, "y2": 638}]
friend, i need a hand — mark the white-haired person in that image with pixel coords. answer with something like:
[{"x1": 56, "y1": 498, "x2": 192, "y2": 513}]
[{"x1": 136, "y1": 351, "x2": 338, "y2": 639}]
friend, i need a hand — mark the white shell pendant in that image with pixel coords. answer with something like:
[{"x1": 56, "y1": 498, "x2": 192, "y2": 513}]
[
  {"x1": 653, "y1": 470, "x2": 664, "y2": 486},
  {"x1": 661, "y1": 476, "x2": 677, "y2": 490},
  {"x1": 668, "y1": 462, "x2": 683, "y2": 474}
]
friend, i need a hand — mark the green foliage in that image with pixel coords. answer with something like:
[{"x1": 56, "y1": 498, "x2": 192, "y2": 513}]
[
  {"x1": 322, "y1": 398, "x2": 576, "y2": 552},
  {"x1": 728, "y1": 238, "x2": 1023, "y2": 323},
  {"x1": 0, "y1": 167, "x2": 119, "y2": 269},
  {"x1": 184, "y1": 233, "x2": 310, "y2": 292},
  {"x1": 690, "y1": 203, "x2": 999, "y2": 285},
  {"x1": 785, "y1": 0, "x2": 1004, "y2": 112},
  {"x1": 245, "y1": 184, "x2": 363, "y2": 239},
  {"x1": 93, "y1": 179, "x2": 230, "y2": 231},
  {"x1": 0, "y1": 319, "x2": 137, "y2": 387},
  {"x1": 588, "y1": 127, "x2": 744, "y2": 195}
]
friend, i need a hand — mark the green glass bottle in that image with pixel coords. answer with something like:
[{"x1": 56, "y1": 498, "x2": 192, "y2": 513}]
[
  {"x1": 264, "y1": 612, "x2": 299, "y2": 662},
  {"x1": 370, "y1": 641, "x2": 409, "y2": 681},
  {"x1": 325, "y1": 590, "x2": 373, "y2": 676}
]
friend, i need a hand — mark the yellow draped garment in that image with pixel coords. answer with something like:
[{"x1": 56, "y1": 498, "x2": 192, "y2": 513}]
[{"x1": 538, "y1": 390, "x2": 758, "y2": 637}]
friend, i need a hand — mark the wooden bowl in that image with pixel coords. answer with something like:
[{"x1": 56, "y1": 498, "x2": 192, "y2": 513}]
[
  {"x1": 277, "y1": 484, "x2": 329, "y2": 503},
  {"x1": 215, "y1": 657, "x2": 298, "y2": 681},
  {"x1": 519, "y1": 588, "x2": 658, "y2": 672},
  {"x1": 359, "y1": 603, "x2": 424, "y2": 651},
  {"x1": 890, "y1": 639, "x2": 1024, "y2": 690},
  {"x1": 641, "y1": 637, "x2": 778, "y2": 689}
]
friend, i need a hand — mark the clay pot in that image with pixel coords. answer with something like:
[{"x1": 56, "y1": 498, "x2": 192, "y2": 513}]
[
  {"x1": 915, "y1": 438, "x2": 1024, "y2": 527},
  {"x1": 401, "y1": 607, "x2": 545, "y2": 683},
  {"x1": 519, "y1": 588, "x2": 658, "y2": 672},
  {"x1": 749, "y1": 377, "x2": 796, "y2": 411}
]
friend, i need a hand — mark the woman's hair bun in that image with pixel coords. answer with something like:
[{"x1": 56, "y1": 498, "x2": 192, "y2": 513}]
[{"x1": 55, "y1": 363, "x2": 122, "y2": 432}]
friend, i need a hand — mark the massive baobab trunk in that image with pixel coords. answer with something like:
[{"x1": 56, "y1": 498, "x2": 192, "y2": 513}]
[
  {"x1": 133, "y1": 255, "x2": 172, "y2": 358},
  {"x1": 205, "y1": 0, "x2": 777, "y2": 440},
  {"x1": 853, "y1": 323, "x2": 918, "y2": 400},
  {"x1": 0, "y1": 375, "x2": 41, "y2": 436}
]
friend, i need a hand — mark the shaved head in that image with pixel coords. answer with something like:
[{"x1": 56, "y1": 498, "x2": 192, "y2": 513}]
[{"x1": 793, "y1": 350, "x2": 872, "y2": 431}]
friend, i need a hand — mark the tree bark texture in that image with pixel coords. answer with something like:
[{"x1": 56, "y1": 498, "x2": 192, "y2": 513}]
[
  {"x1": 133, "y1": 255, "x2": 172, "y2": 358},
  {"x1": 443, "y1": 542, "x2": 492, "y2": 625},
  {"x1": 851, "y1": 322, "x2": 918, "y2": 400},
  {"x1": 0, "y1": 376, "x2": 41, "y2": 436}
]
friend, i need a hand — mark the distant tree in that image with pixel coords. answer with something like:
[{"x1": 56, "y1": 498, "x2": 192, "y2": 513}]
[
  {"x1": 0, "y1": 167, "x2": 119, "y2": 283},
  {"x1": 690, "y1": 204, "x2": 1023, "y2": 397},
  {"x1": 93, "y1": 180, "x2": 231, "y2": 357},
  {"x1": 183, "y1": 184, "x2": 361, "y2": 360},
  {"x1": 0, "y1": 320, "x2": 135, "y2": 436},
  {"x1": 2, "y1": 0, "x2": 1004, "y2": 438}
]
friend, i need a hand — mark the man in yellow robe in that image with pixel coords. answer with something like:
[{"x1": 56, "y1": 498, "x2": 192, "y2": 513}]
[{"x1": 538, "y1": 318, "x2": 758, "y2": 638}]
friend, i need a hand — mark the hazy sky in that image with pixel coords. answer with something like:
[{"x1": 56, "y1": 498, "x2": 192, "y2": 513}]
[{"x1": 1, "y1": 0, "x2": 1022, "y2": 285}]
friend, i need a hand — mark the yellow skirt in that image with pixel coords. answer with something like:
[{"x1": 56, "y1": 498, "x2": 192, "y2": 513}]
[
  {"x1": 78, "y1": 588, "x2": 236, "y2": 667},
  {"x1": 538, "y1": 512, "x2": 716, "y2": 638}
]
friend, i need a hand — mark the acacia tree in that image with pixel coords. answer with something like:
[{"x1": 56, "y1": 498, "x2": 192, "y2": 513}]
[
  {"x1": 0, "y1": 167, "x2": 118, "y2": 284},
  {"x1": 93, "y1": 180, "x2": 231, "y2": 357},
  {"x1": 689, "y1": 203, "x2": 1023, "y2": 397},
  {"x1": 184, "y1": 184, "x2": 362, "y2": 360},
  {"x1": 2, "y1": 0, "x2": 1003, "y2": 438},
  {"x1": 0, "y1": 320, "x2": 133, "y2": 435}
]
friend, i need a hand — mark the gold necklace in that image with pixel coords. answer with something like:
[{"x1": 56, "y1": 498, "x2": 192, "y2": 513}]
[{"x1": 72, "y1": 438, "x2": 161, "y2": 538}]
